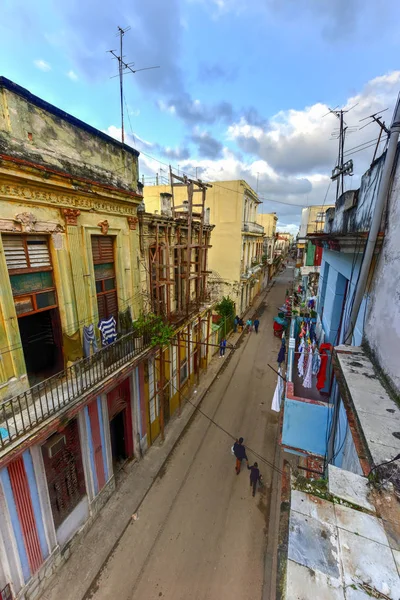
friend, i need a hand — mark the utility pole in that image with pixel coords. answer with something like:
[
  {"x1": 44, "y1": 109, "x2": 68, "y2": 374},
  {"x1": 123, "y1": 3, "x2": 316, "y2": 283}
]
[
  {"x1": 109, "y1": 26, "x2": 160, "y2": 145},
  {"x1": 327, "y1": 106, "x2": 357, "y2": 200}
]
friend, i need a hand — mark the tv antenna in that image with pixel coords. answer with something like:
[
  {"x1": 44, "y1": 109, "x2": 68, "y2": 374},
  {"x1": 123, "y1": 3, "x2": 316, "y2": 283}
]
[
  {"x1": 326, "y1": 106, "x2": 358, "y2": 198},
  {"x1": 109, "y1": 26, "x2": 160, "y2": 144},
  {"x1": 359, "y1": 109, "x2": 390, "y2": 163}
]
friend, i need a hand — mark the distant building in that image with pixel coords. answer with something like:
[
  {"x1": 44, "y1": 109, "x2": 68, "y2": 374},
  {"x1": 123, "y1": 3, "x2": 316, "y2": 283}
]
[{"x1": 144, "y1": 180, "x2": 267, "y2": 315}]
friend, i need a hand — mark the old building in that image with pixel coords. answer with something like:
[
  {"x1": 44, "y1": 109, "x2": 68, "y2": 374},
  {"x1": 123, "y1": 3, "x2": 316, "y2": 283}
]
[
  {"x1": 256, "y1": 212, "x2": 277, "y2": 280},
  {"x1": 0, "y1": 77, "x2": 154, "y2": 599},
  {"x1": 144, "y1": 179, "x2": 266, "y2": 315},
  {"x1": 136, "y1": 175, "x2": 214, "y2": 442}
]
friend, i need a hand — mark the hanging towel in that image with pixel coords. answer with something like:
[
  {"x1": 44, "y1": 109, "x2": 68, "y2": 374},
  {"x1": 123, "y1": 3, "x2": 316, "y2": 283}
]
[
  {"x1": 271, "y1": 368, "x2": 283, "y2": 412},
  {"x1": 277, "y1": 343, "x2": 286, "y2": 365},
  {"x1": 316, "y1": 343, "x2": 332, "y2": 391},
  {"x1": 302, "y1": 348, "x2": 313, "y2": 388},
  {"x1": 118, "y1": 307, "x2": 132, "y2": 335},
  {"x1": 312, "y1": 348, "x2": 321, "y2": 375},
  {"x1": 63, "y1": 330, "x2": 84, "y2": 364},
  {"x1": 98, "y1": 316, "x2": 117, "y2": 346},
  {"x1": 83, "y1": 324, "x2": 99, "y2": 357}
]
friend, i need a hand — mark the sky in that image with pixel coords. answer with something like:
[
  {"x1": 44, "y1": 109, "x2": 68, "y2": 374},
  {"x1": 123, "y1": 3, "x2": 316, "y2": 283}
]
[{"x1": 1, "y1": 0, "x2": 400, "y2": 235}]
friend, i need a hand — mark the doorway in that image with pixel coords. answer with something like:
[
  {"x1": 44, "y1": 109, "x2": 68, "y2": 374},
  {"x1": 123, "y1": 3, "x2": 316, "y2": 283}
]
[
  {"x1": 18, "y1": 309, "x2": 63, "y2": 385},
  {"x1": 110, "y1": 412, "x2": 127, "y2": 468}
]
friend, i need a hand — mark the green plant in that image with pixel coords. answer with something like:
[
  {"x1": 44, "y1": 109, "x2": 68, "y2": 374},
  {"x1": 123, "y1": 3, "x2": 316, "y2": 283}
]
[
  {"x1": 134, "y1": 312, "x2": 175, "y2": 348},
  {"x1": 215, "y1": 296, "x2": 235, "y2": 318}
]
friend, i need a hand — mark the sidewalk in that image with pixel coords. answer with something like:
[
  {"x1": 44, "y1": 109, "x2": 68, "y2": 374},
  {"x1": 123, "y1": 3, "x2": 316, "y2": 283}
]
[{"x1": 42, "y1": 280, "x2": 275, "y2": 600}]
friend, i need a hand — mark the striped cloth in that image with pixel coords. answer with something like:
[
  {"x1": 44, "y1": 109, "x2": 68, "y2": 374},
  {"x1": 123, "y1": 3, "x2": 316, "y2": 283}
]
[{"x1": 98, "y1": 316, "x2": 117, "y2": 346}]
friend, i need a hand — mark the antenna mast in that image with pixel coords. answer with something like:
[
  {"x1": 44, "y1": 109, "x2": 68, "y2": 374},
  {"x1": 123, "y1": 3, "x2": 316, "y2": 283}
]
[
  {"x1": 328, "y1": 106, "x2": 357, "y2": 199},
  {"x1": 109, "y1": 26, "x2": 160, "y2": 145}
]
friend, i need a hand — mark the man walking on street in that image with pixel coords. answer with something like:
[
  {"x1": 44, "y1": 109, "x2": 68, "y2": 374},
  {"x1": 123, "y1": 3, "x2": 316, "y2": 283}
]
[
  {"x1": 246, "y1": 318, "x2": 253, "y2": 333},
  {"x1": 248, "y1": 462, "x2": 262, "y2": 496},
  {"x1": 219, "y1": 338, "x2": 227, "y2": 358},
  {"x1": 234, "y1": 315, "x2": 239, "y2": 332},
  {"x1": 233, "y1": 437, "x2": 248, "y2": 474},
  {"x1": 254, "y1": 318, "x2": 260, "y2": 334}
]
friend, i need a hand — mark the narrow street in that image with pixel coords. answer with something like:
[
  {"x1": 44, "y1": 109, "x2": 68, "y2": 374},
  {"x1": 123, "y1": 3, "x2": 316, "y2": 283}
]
[{"x1": 87, "y1": 268, "x2": 292, "y2": 600}]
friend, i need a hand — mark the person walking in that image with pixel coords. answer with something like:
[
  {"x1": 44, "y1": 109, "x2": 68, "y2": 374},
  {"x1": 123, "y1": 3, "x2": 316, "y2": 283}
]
[
  {"x1": 219, "y1": 338, "x2": 227, "y2": 358},
  {"x1": 248, "y1": 462, "x2": 262, "y2": 496},
  {"x1": 238, "y1": 318, "x2": 244, "y2": 333},
  {"x1": 254, "y1": 318, "x2": 260, "y2": 334},
  {"x1": 246, "y1": 318, "x2": 253, "y2": 333},
  {"x1": 233, "y1": 437, "x2": 248, "y2": 474},
  {"x1": 233, "y1": 315, "x2": 239, "y2": 333}
]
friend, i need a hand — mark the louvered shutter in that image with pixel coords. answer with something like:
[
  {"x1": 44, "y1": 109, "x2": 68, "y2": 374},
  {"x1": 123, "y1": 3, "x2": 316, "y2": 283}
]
[
  {"x1": 3, "y1": 236, "x2": 28, "y2": 270},
  {"x1": 91, "y1": 236, "x2": 114, "y2": 263},
  {"x1": 27, "y1": 237, "x2": 51, "y2": 268}
]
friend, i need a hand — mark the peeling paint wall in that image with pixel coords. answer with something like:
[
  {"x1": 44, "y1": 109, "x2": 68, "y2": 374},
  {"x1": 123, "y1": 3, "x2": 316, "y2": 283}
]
[
  {"x1": 0, "y1": 81, "x2": 139, "y2": 192},
  {"x1": 365, "y1": 156, "x2": 400, "y2": 394}
]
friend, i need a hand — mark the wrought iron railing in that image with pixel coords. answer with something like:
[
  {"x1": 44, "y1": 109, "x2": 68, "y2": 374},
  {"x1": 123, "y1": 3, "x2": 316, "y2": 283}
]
[{"x1": 0, "y1": 327, "x2": 153, "y2": 450}]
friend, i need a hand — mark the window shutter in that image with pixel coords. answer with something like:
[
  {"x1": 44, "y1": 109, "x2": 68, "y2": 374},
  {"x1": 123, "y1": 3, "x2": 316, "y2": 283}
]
[
  {"x1": 92, "y1": 236, "x2": 114, "y2": 263},
  {"x1": 27, "y1": 237, "x2": 51, "y2": 268},
  {"x1": 2, "y1": 236, "x2": 28, "y2": 270}
]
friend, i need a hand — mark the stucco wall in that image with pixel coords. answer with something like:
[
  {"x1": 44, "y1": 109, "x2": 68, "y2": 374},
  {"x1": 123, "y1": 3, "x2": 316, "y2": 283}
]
[
  {"x1": 365, "y1": 160, "x2": 400, "y2": 393},
  {"x1": 0, "y1": 81, "x2": 139, "y2": 191},
  {"x1": 318, "y1": 250, "x2": 366, "y2": 346}
]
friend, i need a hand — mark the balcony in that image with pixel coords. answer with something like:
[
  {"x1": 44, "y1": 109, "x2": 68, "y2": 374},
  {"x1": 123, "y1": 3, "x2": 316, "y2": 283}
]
[
  {"x1": 0, "y1": 327, "x2": 154, "y2": 454},
  {"x1": 242, "y1": 221, "x2": 264, "y2": 235}
]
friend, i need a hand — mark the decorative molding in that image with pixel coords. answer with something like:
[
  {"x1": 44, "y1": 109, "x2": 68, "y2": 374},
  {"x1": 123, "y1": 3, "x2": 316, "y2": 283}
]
[
  {"x1": 61, "y1": 208, "x2": 81, "y2": 226},
  {"x1": 0, "y1": 183, "x2": 138, "y2": 216},
  {"x1": 0, "y1": 215, "x2": 64, "y2": 234},
  {"x1": 98, "y1": 220, "x2": 109, "y2": 235},
  {"x1": 14, "y1": 212, "x2": 37, "y2": 232},
  {"x1": 127, "y1": 216, "x2": 138, "y2": 230}
]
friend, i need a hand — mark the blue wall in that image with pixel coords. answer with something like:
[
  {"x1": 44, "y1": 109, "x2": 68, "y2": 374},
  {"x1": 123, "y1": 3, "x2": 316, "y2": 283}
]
[
  {"x1": 282, "y1": 399, "x2": 333, "y2": 456},
  {"x1": 318, "y1": 250, "x2": 367, "y2": 346}
]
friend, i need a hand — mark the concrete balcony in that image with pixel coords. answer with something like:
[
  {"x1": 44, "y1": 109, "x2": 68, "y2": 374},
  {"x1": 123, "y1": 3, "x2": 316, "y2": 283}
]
[
  {"x1": 242, "y1": 221, "x2": 264, "y2": 235},
  {"x1": 0, "y1": 327, "x2": 154, "y2": 457}
]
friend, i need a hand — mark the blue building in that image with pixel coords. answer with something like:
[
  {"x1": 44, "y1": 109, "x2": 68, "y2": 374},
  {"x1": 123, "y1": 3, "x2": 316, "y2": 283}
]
[{"x1": 281, "y1": 152, "x2": 387, "y2": 473}]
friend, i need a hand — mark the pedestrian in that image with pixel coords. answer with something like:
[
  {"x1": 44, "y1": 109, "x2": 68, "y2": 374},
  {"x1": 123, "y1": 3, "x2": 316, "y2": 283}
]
[
  {"x1": 248, "y1": 461, "x2": 262, "y2": 497},
  {"x1": 234, "y1": 315, "x2": 239, "y2": 333},
  {"x1": 219, "y1": 338, "x2": 227, "y2": 358},
  {"x1": 238, "y1": 318, "x2": 244, "y2": 332},
  {"x1": 246, "y1": 318, "x2": 253, "y2": 333},
  {"x1": 233, "y1": 437, "x2": 248, "y2": 474},
  {"x1": 254, "y1": 318, "x2": 260, "y2": 334}
]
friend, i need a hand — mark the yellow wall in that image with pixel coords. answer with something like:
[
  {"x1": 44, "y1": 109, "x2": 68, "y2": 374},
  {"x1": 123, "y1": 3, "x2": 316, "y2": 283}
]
[{"x1": 257, "y1": 213, "x2": 277, "y2": 237}]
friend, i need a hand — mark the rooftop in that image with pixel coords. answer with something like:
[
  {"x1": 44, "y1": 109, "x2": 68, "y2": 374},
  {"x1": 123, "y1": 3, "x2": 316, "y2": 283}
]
[
  {"x1": 334, "y1": 345, "x2": 400, "y2": 488},
  {"x1": 280, "y1": 463, "x2": 400, "y2": 600}
]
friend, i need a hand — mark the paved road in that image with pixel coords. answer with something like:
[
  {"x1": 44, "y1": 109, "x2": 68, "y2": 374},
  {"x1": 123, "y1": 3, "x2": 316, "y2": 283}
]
[{"x1": 89, "y1": 269, "x2": 292, "y2": 600}]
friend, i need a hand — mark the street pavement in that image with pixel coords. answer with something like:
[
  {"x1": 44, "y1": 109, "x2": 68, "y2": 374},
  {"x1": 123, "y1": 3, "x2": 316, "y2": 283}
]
[{"x1": 86, "y1": 268, "x2": 292, "y2": 600}]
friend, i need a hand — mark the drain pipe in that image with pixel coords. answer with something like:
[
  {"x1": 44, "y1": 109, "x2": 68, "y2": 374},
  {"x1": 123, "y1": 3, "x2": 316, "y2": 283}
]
[{"x1": 344, "y1": 99, "x2": 400, "y2": 345}]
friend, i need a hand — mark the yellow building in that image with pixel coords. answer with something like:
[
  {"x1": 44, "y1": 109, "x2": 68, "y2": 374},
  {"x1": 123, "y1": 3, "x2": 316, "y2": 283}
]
[
  {"x1": 257, "y1": 212, "x2": 278, "y2": 276},
  {"x1": 297, "y1": 205, "x2": 335, "y2": 267},
  {"x1": 144, "y1": 179, "x2": 266, "y2": 315}
]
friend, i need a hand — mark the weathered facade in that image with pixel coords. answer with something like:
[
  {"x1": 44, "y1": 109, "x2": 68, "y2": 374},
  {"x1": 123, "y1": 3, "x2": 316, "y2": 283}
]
[
  {"x1": 256, "y1": 212, "x2": 277, "y2": 279},
  {"x1": 144, "y1": 179, "x2": 266, "y2": 315}
]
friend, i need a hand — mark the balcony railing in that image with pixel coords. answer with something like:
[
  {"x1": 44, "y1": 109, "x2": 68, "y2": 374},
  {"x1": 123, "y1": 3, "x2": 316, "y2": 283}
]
[
  {"x1": 0, "y1": 327, "x2": 154, "y2": 451},
  {"x1": 242, "y1": 221, "x2": 264, "y2": 234}
]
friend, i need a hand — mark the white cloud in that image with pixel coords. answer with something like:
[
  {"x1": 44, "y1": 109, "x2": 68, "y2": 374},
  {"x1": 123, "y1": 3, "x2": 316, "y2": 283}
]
[
  {"x1": 67, "y1": 70, "x2": 78, "y2": 81},
  {"x1": 277, "y1": 223, "x2": 299, "y2": 237},
  {"x1": 34, "y1": 59, "x2": 51, "y2": 72}
]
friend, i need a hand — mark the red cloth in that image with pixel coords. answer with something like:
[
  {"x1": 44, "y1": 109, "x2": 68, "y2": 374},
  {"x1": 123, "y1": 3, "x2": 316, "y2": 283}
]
[{"x1": 316, "y1": 343, "x2": 332, "y2": 391}]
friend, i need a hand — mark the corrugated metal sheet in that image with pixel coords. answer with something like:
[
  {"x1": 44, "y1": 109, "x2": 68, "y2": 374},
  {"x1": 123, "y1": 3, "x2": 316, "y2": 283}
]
[{"x1": 8, "y1": 457, "x2": 43, "y2": 576}]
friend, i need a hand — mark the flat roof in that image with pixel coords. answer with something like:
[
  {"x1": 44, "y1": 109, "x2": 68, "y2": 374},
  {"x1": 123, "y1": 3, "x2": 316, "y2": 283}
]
[{"x1": 0, "y1": 76, "x2": 139, "y2": 157}]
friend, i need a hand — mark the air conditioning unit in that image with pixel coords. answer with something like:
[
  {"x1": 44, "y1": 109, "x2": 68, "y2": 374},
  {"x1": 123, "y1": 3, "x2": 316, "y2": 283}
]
[{"x1": 44, "y1": 433, "x2": 66, "y2": 458}]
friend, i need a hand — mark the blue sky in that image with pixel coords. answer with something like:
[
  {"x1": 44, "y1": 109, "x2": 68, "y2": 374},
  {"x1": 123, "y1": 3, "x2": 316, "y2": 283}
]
[{"x1": 1, "y1": 0, "x2": 400, "y2": 233}]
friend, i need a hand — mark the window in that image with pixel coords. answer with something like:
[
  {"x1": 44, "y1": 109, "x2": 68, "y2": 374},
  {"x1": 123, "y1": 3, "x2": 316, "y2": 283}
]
[
  {"x1": 3, "y1": 235, "x2": 57, "y2": 316},
  {"x1": 316, "y1": 212, "x2": 326, "y2": 222},
  {"x1": 91, "y1": 236, "x2": 118, "y2": 322}
]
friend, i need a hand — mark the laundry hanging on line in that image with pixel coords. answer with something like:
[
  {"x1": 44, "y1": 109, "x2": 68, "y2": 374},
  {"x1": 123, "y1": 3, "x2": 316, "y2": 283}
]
[
  {"x1": 98, "y1": 316, "x2": 117, "y2": 346},
  {"x1": 271, "y1": 367, "x2": 283, "y2": 412},
  {"x1": 83, "y1": 324, "x2": 99, "y2": 357}
]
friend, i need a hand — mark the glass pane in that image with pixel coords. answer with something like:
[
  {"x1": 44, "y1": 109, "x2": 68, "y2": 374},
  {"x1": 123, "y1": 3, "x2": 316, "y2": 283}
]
[
  {"x1": 104, "y1": 278, "x2": 115, "y2": 291},
  {"x1": 94, "y1": 263, "x2": 114, "y2": 280},
  {"x1": 14, "y1": 296, "x2": 33, "y2": 315},
  {"x1": 96, "y1": 281, "x2": 102, "y2": 293},
  {"x1": 36, "y1": 291, "x2": 56, "y2": 309},
  {"x1": 10, "y1": 271, "x2": 53, "y2": 295}
]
